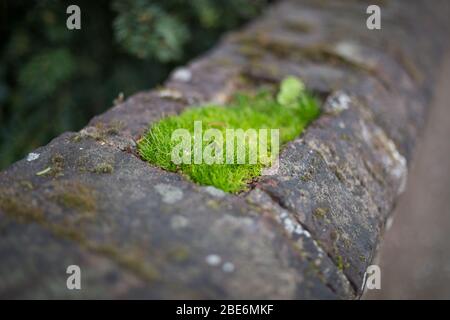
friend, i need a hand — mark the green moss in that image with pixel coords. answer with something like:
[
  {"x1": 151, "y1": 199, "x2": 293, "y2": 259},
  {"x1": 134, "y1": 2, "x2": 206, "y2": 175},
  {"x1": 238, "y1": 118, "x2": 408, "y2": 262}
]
[
  {"x1": 76, "y1": 155, "x2": 89, "y2": 172},
  {"x1": 50, "y1": 181, "x2": 96, "y2": 212},
  {"x1": 92, "y1": 245, "x2": 159, "y2": 282},
  {"x1": 167, "y1": 245, "x2": 190, "y2": 263},
  {"x1": 394, "y1": 48, "x2": 423, "y2": 83},
  {"x1": 138, "y1": 77, "x2": 320, "y2": 193},
  {"x1": 19, "y1": 180, "x2": 34, "y2": 191},
  {"x1": 73, "y1": 121, "x2": 124, "y2": 143},
  {"x1": 332, "y1": 166, "x2": 346, "y2": 183},
  {"x1": 284, "y1": 20, "x2": 313, "y2": 33},
  {"x1": 206, "y1": 199, "x2": 221, "y2": 210},
  {"x1": 0, "y1": 188, "x2": 158, "y2": 283},
  {"x1": 336, "y1": 255, "x2": 345, "y2": 271},
  {"x1": 36, "y1": 153, "x2": 65, "y2": 177},
  {"x1": 0, "y1": 191, "x2": 45, "y2": 224},
  {"x1": 71, "y1": 133, "x2": 83, "y2": 143},
  {"x1": 103, "y1": 120, "x2": 124, "y2": 135},
  {"x1": 313, "y1": 207, "x2": 329, "y2": 220},
  {"x1": 91, "y1": 163, "x2": 114, "y2": 174}
]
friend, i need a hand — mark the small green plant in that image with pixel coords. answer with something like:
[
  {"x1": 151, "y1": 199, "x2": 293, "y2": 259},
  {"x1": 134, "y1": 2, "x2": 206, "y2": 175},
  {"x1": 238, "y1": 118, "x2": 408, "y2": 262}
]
[
  {"x1": 276, "y1": 75, "x2": 305, "y2": 107},
  {"x1": 138, "y1": 76, "x2": 320, "y2": 192}
]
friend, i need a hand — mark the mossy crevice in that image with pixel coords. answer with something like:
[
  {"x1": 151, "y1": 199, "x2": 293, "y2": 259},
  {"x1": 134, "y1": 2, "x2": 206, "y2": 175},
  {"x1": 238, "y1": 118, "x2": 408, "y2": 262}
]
[{"x1": 138, "y1": 76, "x2": 320, "y2": 193}]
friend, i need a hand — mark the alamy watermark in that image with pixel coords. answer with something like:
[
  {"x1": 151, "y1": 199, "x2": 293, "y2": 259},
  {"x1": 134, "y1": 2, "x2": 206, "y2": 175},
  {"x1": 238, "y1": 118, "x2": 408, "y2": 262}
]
[
  {"x1": 361, "y1": 264, "x2": 381, "y2": 291},
  {"x1": 171, "y1": 121, "x2": 279, "y2": 172},
  {"x1": 65, "y1": 4, "x2": 380, "y2": 31},
  {"x1": 66, "y1": 5, "x2": 81, "y2": 30},
  {"x1": 366, "y1": 5, "x2": 381, "y2": 30},
  {"x1": 66, "y1": 265, "x2": 81, "y2": 290}
]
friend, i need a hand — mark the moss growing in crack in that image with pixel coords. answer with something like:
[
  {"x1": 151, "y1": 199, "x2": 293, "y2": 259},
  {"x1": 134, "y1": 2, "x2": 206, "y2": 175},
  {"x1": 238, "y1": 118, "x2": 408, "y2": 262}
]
[
  {"x1": 138, "y1": 76, "x2": 320, "y2": 193},
  {"x1": 336, "y1": 254, "x2": 345, "y2": 271}
]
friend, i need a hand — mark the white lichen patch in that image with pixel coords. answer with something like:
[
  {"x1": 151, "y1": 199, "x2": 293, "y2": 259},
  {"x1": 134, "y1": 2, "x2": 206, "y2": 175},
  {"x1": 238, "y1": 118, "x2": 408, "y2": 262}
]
[
  {"x1": 334, "y1": 41, "x2": 360, "y2": 59},
  {"x1": 385, "y1": 216, "x2": 394, "y2": 231},
  {"x1": 276, "y1": 208, "x2": 311, "y2": 239},
  {"x1": 158, "y1": 88, "x2": 183, "y2": 100},
  {"x1": 26, "y1": 152, "x2": 40, "y2": 162},
  {"x1": 172, "y1": 67, "x2": 192, "y2": 82},
  {"x1": 170, "y1": 215, "x2": 189, "y2": 229},
  {"x1": 359, "y1": 119, "x2": 407, "y2": 194},
  {"x1": 333, "y1": 41, "x2": 377, "y2": 70},
  {"x1": 205, "y1": 254, "x2": 222, "y2": 266},
  {"x1": 283, "y1": 217, "x2": 296, "y2": 234},
  {"x1": 295, "y1": 226, "x2": 311, "y2": 238},
  {"x1": 326, "y1": 91, "x2": 352, "y2": 114},
  {"x1": 222, "y1": 262, "x2": 235, "y2": 273},
  {"x1": 154, "y1": 183, "x2": 184, "y2": 204},
  {"x1": 202, "y1": 186, "x2": 226, "y2": 198}
]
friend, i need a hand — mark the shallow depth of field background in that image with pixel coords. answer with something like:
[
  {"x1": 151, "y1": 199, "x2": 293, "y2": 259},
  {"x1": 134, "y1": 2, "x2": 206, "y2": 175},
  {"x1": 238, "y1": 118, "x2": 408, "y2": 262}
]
[{"x1": 0, "y1": 0, "x2": 268, "y2": 169}]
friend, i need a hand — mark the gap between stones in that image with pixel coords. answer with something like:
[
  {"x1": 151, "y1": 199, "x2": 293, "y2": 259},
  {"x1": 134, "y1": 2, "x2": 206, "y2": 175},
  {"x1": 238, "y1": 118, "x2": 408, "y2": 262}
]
[{"x1": 253, "y1": 187, "x2": 356, "y2": 296}]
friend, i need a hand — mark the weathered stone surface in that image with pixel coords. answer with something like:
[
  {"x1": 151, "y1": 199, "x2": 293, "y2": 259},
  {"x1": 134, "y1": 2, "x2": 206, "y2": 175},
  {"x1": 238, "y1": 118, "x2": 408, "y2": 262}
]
[
  {"x1": 0, "y1": 217, "x2": 143, "y2": 299},
  {"x1": 0, "y1": 134, "x2": 345, "y2": 298},
  {"x1": 0, "y1": 0, "x2": 449, "y2": 298},
  {"x1": 256, "y1": 92, "x2": 407, "y2": 289}
]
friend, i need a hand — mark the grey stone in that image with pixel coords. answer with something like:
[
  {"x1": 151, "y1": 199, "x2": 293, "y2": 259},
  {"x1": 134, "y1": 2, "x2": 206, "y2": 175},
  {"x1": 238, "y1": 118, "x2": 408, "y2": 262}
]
[{"x1": 0, "y1": 0, "x2": 448, "y2": 298}]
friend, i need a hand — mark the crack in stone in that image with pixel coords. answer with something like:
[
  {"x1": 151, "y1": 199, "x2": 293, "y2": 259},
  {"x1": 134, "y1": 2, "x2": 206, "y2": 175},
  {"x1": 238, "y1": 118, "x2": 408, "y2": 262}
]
[{"x1": 252, "y1": 187, "x2": 356, "y2": 296}]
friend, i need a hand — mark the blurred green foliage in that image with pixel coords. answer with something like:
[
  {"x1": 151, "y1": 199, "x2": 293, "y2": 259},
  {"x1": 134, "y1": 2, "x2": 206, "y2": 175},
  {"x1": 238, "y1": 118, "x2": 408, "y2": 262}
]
[{"x1": 0, "y1": 0, "x2": 267, "y2": 169}]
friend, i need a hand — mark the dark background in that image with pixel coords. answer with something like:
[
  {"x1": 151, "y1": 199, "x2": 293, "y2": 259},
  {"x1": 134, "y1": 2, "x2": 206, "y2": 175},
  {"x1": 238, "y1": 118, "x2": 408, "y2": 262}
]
[{"x1": 0, "y1": 0, "x2": 268, "y2": 169}]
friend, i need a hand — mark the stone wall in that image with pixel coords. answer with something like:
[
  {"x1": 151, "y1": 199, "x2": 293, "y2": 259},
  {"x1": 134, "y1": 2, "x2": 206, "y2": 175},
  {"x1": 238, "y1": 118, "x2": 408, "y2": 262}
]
[{"x1": 0, "y1": 0, "x2": 449, "y2": 299}]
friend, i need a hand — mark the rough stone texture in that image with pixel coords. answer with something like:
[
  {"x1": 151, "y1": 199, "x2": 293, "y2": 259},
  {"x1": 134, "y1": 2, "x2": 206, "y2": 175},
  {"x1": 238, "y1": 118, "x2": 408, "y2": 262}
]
[
  {"x1": 0, "y1": 0, "x2": 449, "y2": 298},
  {"x1": 364, "y1": 53, "x2": 450, "y2": 299}
]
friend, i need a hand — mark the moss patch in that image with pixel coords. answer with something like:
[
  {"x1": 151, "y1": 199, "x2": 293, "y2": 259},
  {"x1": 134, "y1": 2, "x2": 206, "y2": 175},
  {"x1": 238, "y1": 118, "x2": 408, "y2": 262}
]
[
  {"x1": 313, "y1": 207, "x2": 329, "y2": 220},
  {"x1": 50, "y1": 181, "x2": 97, "y2": 213},
  {"x1": 36, "y1": 153, "x2": 65, "y2": 178},
  {"x1": 91, "y1": 162, "x2": 114, "y2": 174},
  {"x1": 0, "y1": 188, "x2": 158, "y2": 283},
  {"x1": 138, "y1": 76, "x2": 320, "y2": 193},
  {"x1": 0, "y1": 191, "x2": 45, "y2": 224}
]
